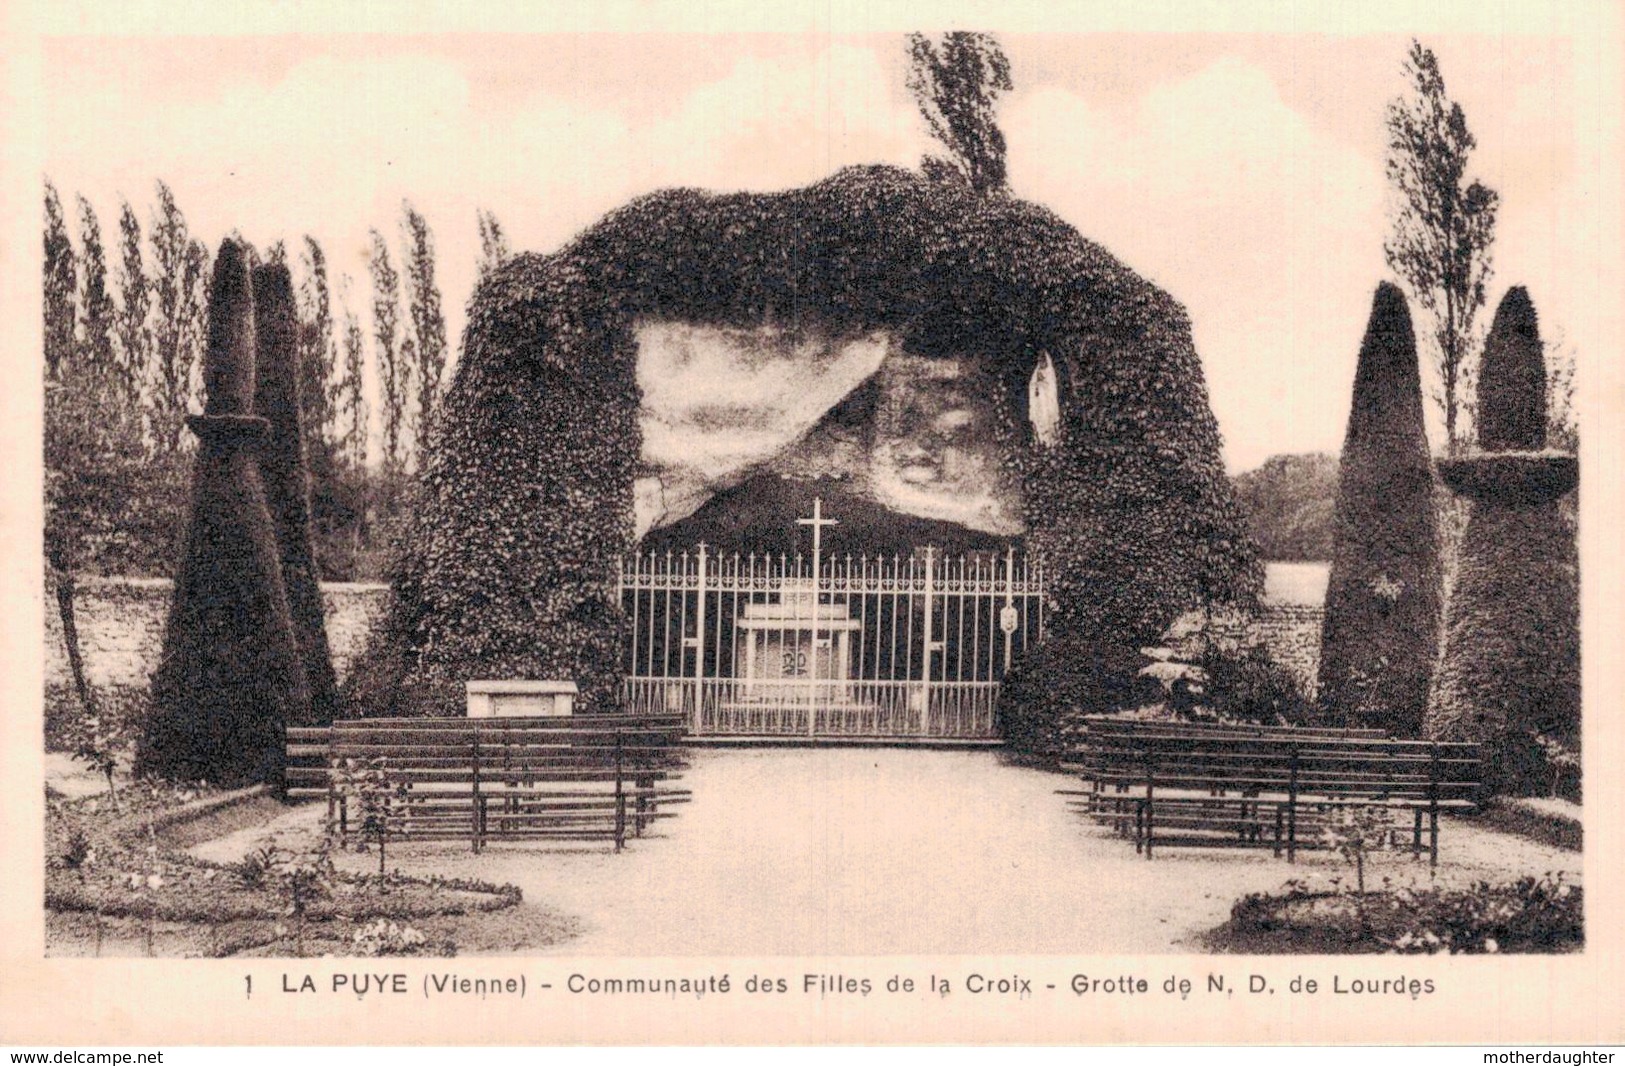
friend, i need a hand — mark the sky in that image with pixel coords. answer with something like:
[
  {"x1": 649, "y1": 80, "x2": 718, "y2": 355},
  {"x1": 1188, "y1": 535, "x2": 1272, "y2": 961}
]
[{"x1": 39, "y1": 30, "x2": 1605, "y2": 473}]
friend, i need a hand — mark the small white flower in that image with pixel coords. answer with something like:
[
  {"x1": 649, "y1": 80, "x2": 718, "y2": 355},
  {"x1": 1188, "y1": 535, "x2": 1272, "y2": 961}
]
[
  {"x1": 1484, "y1": 938, "x2": 1500, "y2": 954},
  {"x1": 1372, "y1": 574, "x2": 1404, "y2": 602},
  {"x1": 146, "y1": 874, "x2": 163, "y2": 890}
]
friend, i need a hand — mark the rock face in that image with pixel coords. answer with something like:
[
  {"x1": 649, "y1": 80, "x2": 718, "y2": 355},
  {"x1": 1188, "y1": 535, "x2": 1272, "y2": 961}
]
[
  {"x1": 633, "y1": 321, "x2": 887, "y2": 536},
  {"x1": 350, "y1": 165, "x2": 1262, "y2": 717},
  {"x1": 635, "y1": 322, "x2": 1025, "y2": 539}
]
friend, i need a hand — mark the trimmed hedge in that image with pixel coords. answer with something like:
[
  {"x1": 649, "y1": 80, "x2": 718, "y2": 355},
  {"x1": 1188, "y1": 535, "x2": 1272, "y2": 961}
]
[
  {"x1": 1428, "y1": 289, "x2": 1579, "y2": 793},
  {"x1": 1477, "y1": 286, "x2": 1546, "y2": 451},
  {"x1": 1317, "y1": 283, "x2": 1441, "y2": 736},
  {"x1": 252, "y1": 264, "x2": 339, "y2": 726},
  {"x1": 139, "y1": 241, "x2": 309, "y2": 787},
  {"x1": 348, "y1": 165, "x2": 1261, "y2": 717}
]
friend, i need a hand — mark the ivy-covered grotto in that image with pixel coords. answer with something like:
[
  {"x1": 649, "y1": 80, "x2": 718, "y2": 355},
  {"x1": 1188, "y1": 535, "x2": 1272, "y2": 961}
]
[{"x1": 346, "y1": 166, "x2": 1264, "y2": 723}]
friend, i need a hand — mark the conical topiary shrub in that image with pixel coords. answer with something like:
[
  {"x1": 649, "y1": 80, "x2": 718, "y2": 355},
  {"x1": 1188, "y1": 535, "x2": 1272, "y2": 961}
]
[
  {"x1": 252, "y1": 262, "x2": 339, "y2": 725},
  {"x1": 138, "y1": 240, "x2": 309, "y2": 787},
  {"x1": 1477, "y1": 286, "x2": 1546, "y2": 452},
  {"x1": 1317, "y1": 282, "x2": 1442, "y2": 735},
  {"x1": 1430, "y1": 287, "x2": 1579, "y2": 794}
]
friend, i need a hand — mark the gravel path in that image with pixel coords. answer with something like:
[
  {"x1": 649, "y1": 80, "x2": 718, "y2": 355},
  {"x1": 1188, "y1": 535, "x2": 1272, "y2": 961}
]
[{"x1": 191, "y1": 747, "x2": 1581, "y2": 956}]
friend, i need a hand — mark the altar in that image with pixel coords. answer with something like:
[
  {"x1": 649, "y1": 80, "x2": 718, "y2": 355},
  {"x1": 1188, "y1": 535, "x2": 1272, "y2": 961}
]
[{"x1": 736, "y1": 578, "x2": 860, "y2": 701}]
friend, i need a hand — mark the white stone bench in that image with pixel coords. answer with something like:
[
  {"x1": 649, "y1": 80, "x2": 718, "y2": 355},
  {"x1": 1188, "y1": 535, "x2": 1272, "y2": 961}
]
[{"x1": 465, "y1": 679, "x2": 578, "y2": 718}]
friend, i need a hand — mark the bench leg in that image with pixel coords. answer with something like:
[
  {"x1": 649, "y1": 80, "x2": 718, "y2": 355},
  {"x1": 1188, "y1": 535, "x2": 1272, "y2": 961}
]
[
  {"x1": 1429, "y1": 807, "x2": 1439, "y2": 870},
  {"x1": 1144, "y1": 799, "x2": 1154, "y2": 861},
  {"x1": 1412, "y1": 809, "x2": 1423, "y2": 861},
  {"x1": 615, "y1": 791, "x2": 627, "y2": 853},
  {"x1": 1273, "y1": 807, "x2": 1283, "y2": 858}
]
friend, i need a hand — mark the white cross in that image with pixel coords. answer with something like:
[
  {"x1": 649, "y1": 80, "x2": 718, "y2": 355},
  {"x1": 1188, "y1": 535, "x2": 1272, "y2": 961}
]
[{"x1": 796, "y1": 496, "x2": 839, "y2": 563}]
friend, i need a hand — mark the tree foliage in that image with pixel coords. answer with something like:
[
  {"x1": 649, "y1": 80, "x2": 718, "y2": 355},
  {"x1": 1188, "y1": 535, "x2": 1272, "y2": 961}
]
[
  {"x1": 1384, "y1": 39, "x2": 1498, "y2": 455},
  {"x1": 115, "y1": 201, "x2": 150, "y2": 397},
  {"x1": 296, "y1": 237, "x2": 337, "y2": 452},
  {"x1": 1231, "y1": 453, "x2": 1338, "y2": 561},
  {"x1": 1318, "y1": 283, "x2": 1442, "y2": 736},
  {"x1": 348, "y1": 165, "x2": 1261, "y2": 718},
  {"x1": 905, "y1": 32, "x2": 1013, "y2": 195},
  {"x1": 44, "y1": 181, "x2": 77, "y2": 380},
  {"x1": 148, "y1": 181, "x2": 211, "y2": 458},
  {"x1": 75, "y1": 196, "x2": 119, "y2": 387},
  {"x1": 45, "y1": 181, "x2": 148, "y2": 723},
  {"x1": 336, "y1": 274, "x2": 369, "y2": 472},
  {"x1": 401, "y1": 202, "x2": 448, "y2": 454},
  {"x1": 368, "y1": 230, "x2": 410, "y2": 473},
  {"x1": 477, "y1": 208, "x2": 511, "y2": 280}
]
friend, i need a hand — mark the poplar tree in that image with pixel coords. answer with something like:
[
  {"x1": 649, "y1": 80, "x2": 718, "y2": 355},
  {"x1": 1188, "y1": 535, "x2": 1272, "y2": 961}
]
[
  {"x1": 1385, "y1": 40, "x2": 1498, "y2": 455},
  {"x1": 148, "y1": 182, "x2": 210, "y2": 458},
  {"x1": 44, "y1": 181, "x2": 76, "y2": 380},
  {"x1": 296, "y1": 236, "x2": 337, "y2": 452},
  {"x1": 115, "y1": 201, "x2": 150, "y2": 400},
  {"x1": 477, "y1": 208, "x2": 511, "y2": 280},
  {"x1": 368, "y1": 229, "x2": 409, "y2": 473},
  {"x1": 402, "y1": 202, "x2": 448, "y2": 453},
  {"x1": 336, "y1": 274, "x2": 369, "y2": 473},
  {"x1": 75, "y1": 196, "x2": 118, "y2": 384},
  {"x1": 905, "y1": 32, "x2": 1014, "y2": 195}
]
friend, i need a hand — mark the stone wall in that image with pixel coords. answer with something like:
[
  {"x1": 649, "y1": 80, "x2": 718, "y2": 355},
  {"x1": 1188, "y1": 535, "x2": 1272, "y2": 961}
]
[
  {"x1": 43, "y1": 574, "x2": 1324, "y2": 704},
  {"x1": 44, "y1": 576, "x2": 390, "y2": 690},
  {"x1": 1252, "y1": 601, "x2": 1324, "y2": 702}
]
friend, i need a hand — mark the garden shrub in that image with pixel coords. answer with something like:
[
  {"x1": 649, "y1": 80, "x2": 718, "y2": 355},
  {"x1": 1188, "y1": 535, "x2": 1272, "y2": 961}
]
[
  {"x1": 1202, "y1": 643, "x2": 1315, "y2": 725},
  {"x1": 1318, "y1": 283, "x2": 1442, "y2": 736},
  {"x1": 46, "y1": 682, "x2": 147, "y2": 757},
  {"x1": 997, "y1": 633, "x2": 1148, "y2": 757},
  {"x1": 1477, "y1": 286, "x2": 1546, "y2": 451},
  {"x1": 1138, "y1": 608, "x2": 1314, "y2": 726},
  {"x1": 1223, "y1": 874, "x2": 1582, "y2": 955},
  {"x1": 139, "y1": 240, "x2": 309, "y2": 787},
  {"x1": 251, "y1": 263, "x2": 339, "y2": 725},
  {"x1": 44, "y1": 789, "x2": 521, "y2": 958},
  {"x1": 348, "y1": 165, "x2": 1261, "y2": 717},
  {"x1": 1428, "y1": 287, "x2": 1580, "y2": 794}
]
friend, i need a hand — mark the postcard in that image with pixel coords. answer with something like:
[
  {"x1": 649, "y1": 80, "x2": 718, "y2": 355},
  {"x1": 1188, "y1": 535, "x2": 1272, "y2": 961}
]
[{"x1": 2, "y1": 0, "x2": 1620, "y2": 1047}]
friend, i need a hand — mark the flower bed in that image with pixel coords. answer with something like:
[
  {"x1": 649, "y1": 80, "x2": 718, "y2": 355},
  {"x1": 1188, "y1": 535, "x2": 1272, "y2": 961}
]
[
  {"x1": 1211, "y1": 873, "x2": 1582, "y2": 954},
  {"x1": 46, "y1": 783, "x2": 523, "y2": 957}
]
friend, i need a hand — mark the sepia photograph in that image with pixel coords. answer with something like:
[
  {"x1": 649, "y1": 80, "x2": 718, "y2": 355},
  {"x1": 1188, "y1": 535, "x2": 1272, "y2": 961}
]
[{"x1": 2, "y1": 0, "x2": 1620, "y2": 1048}]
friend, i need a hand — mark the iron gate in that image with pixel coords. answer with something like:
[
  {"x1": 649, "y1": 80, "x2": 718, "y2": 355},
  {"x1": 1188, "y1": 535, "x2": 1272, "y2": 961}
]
[{"x1": 617, "y1": 499, "x2": 1046, "y2": 739}]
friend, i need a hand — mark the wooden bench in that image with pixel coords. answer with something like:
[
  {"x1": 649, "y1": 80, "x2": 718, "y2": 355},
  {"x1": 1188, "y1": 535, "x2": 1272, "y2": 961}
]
[
  {"x1": 286, "y1": 715, "x2": 690, "y2": 852},
  {"x1": 1062, "y1": 717, "x2": 1482, "y2": 864}
]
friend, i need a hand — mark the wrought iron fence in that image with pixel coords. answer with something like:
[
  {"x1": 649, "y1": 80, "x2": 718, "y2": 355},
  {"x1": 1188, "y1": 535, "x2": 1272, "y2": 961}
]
[{"x1": 617, "y1": 516, "x2": 1044, "y2": 739}]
